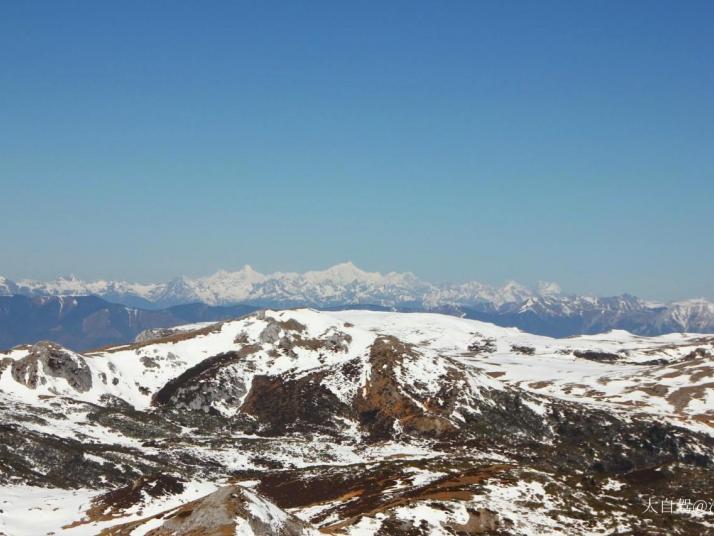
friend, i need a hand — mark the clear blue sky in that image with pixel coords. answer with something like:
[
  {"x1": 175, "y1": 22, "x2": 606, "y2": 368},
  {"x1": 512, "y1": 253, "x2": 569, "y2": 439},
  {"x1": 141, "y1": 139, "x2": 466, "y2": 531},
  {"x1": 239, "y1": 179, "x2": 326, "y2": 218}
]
[{"x1": 1, "y1": 1, "x2": 712, "y2": 300}]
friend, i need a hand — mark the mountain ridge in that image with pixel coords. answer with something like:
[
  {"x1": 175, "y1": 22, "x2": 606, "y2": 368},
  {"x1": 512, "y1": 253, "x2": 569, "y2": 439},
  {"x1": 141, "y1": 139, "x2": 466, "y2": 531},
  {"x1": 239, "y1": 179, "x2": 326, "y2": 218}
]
[
  {"x1": 0, "y1": 262, "x2": 563, "y2": 308},
  {"x1": 2, "y1": 263, "x2": 713, "y2": 339},
  {"x1": 0, "y1": 295, "x2": 258, "y2": 351}
]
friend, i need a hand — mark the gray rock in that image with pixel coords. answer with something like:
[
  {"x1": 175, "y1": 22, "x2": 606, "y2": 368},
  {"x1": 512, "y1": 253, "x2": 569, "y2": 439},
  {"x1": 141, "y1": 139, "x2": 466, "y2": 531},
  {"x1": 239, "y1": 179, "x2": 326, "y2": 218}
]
[
  {"x1": 145, "y1": 485, "x2": 318, "y2": 535},
  {"x1": 259, "y1": 321, "x2": 282, "y2": 344},
  {"x1": 11, "y1": 341, "x2": 92, "y2": 392},
  {"x1": 134, "y1": 327, "x2": 179, "y2": 343}
]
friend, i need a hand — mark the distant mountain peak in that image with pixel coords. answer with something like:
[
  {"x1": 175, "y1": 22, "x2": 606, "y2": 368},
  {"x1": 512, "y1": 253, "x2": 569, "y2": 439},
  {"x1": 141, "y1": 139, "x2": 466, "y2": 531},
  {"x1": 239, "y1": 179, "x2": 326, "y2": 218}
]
[
  {"x1": 304, "y1": 261, "x2": 378, "y2": 283},
  {"x1": 240, "y1": 263, "x2": 260, "y2": 275},
  {"x1": 537, "y1": 281, "x2": 561, "y2": 296},
  {"x1": 205, "y1": 265, "x2": 267, "y2": 282},
  {"x1": 2, "y1": 265, "x2": 713, "y2": 337}
]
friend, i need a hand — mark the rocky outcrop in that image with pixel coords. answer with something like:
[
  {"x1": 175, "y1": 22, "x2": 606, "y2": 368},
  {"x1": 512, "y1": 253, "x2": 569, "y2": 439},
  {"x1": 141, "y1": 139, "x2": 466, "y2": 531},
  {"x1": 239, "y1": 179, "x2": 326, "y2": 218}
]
[
  {"x1": 257, "y1": 316, "x2": 352, "y2": 355},
  {"x1": 102, "y1": 485, "x2": 319, "y2": 535},
  {"x1": 10, "y1": 341, "x2": 92, "y2": 392},
  {"x1": 573, "y1": 349, "x2": 621, "y2": 362},
  {"x1": 152, "y1": 346, "x2": 260, "y2": 412},
  {"x1": 134, "y1": 327, "x2": 182, "y2": 343},
  {"x1": 240, "y1": 369, "x2": 351, "y2": 436},
  {"x1": 240, "y1": 335, "x2": 471, "y2": 440},
  {"x1": 356, "y1": 336, "x2": 458, "y2": 440}
]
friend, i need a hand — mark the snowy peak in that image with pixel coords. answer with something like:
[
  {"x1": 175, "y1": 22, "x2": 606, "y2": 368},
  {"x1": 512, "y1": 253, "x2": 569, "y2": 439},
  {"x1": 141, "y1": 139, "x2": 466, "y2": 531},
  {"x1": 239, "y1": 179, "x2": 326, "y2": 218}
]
[
  {"x1": 294, "y1": 261, "x2": 421, "y2": 288},
  {"x1": 0, "y1": 263, "x2": 515, "y2": 307},
  {"x1": 513, "y1": 293, "x2": 649, "y2": 316},
  {"x1": 303, "y1": 261, "x2": 376, "y2": 284},
  {"x1": 656, "y1": 298, "x2": 714, "y2": 332},
  {"x1": 203, "y1": 265, "x2": 268, "y2": 286},
  {"x1": 0, "y1": 276, "x2": 18, "y2": 295},
  {"x1": 2, "y1": 265, "x2": 714, "y2": 337},
  {"x1": 537, "y1": 280, "x2": 561, "y2": 296}
]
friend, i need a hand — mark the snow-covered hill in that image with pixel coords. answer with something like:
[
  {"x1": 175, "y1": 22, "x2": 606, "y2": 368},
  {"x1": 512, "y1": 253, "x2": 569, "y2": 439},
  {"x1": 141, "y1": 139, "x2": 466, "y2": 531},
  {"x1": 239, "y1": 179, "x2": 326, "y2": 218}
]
[{"x1": 1, "y1": 309, "x2": 713, "y2": 534}]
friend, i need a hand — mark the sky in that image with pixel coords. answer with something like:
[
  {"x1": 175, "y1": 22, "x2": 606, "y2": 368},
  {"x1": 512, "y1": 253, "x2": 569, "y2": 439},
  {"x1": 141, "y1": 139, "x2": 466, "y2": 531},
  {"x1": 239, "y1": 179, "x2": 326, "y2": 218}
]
[{"x1": 1, "y1": 1, "x2": 712, "y2": 301}]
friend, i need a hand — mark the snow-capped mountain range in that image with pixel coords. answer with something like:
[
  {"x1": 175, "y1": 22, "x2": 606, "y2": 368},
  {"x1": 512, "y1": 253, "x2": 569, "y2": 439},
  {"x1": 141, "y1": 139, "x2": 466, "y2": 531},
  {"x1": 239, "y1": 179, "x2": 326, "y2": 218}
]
[
  {"x1": 2, "y1": 261, "x2": 713, "y2": 337},
  {"x1": 0, "y1": 262, "x2": 555, "y2": 308}
]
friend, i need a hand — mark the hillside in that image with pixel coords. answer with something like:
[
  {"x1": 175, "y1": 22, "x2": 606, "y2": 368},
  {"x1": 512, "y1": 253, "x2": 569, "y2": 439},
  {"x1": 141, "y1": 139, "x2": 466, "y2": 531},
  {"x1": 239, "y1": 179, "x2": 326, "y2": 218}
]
[{"x1": 1, "y1": 309, "x2": 713, "y2": 534}]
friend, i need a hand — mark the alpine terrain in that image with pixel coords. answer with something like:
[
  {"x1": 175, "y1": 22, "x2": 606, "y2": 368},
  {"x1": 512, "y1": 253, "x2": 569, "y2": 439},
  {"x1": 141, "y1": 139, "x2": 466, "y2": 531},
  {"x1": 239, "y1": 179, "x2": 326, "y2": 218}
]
[{"x1": 1, "y1": 308, "x2": 713, "y2": 535}]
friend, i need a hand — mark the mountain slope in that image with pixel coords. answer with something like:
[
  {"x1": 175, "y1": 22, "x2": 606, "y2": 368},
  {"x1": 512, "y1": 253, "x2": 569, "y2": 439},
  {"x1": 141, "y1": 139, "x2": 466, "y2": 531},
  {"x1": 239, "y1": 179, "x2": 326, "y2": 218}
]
[
  {"x1": 452, "y1": 294, "x2": 714, "y2": 337},
  {"x1": 0, "y1": 309, "x2": 713, "y2": 534}
]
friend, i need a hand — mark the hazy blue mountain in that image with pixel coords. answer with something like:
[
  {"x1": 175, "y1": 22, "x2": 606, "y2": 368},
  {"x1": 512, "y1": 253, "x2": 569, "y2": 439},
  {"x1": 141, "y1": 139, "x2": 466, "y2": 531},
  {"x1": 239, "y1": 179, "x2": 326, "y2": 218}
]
[{"x1": 0, "y1": 295, "x2": 257, "y2": 351}]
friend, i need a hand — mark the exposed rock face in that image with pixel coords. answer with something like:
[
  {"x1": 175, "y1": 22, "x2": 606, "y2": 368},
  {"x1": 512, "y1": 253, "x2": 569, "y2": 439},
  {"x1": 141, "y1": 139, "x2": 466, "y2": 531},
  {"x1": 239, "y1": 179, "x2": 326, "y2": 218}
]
[
  {"x1": 103, "y1": 485, "x2": 319, "y2": 535},
  {"x1": 258, "y1": 316, "x2": 351, "y2": 355},
  {"x1": 152, "y1": 346, "x2": 260, "y2": 412},
  {"x1": 10, "y1": 341, "x2": 92, "y2": 392},
  {"x1": 241, "y1": 369, "x2": 351, "y2": 436},
  {"x1": 355, "y1": 336, "x2": 458, "y2": 440},
  {"x1": 209, "y1": 332, "x2": 473, "y2": 439},
  {"x1": 259, "y1": 320, "x2": 284, "y2": 344},
  {"x1": 135, "y1": 327, "x2": 182, "y2": 343}
]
